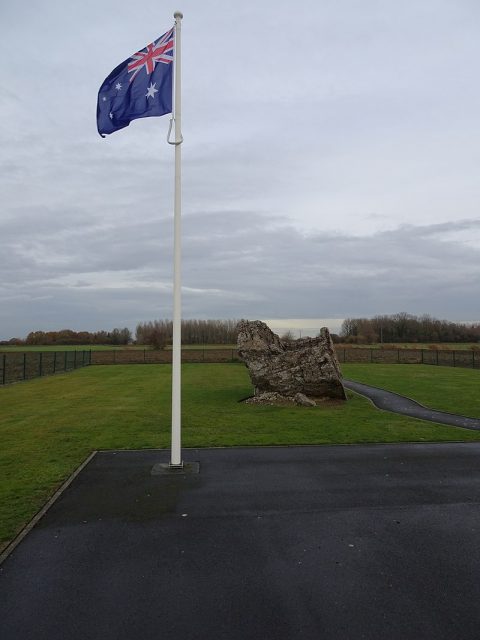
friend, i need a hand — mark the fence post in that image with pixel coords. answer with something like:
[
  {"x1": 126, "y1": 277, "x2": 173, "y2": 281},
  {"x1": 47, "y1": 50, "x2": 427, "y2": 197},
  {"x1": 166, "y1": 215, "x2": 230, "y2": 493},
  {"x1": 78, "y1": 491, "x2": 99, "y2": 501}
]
[
  {"x1": 397, "y1": 349, "x2": 400, "y2": 364},
  {"x1": 39, "y1": 352, "x2": 43, "y2": 377},
  {"x1": 2, "y1": 354, "x2": 6, "y2": 385},
  {"x1": 453, "y1": 351, "x2": 456, "y2": 367},
  {"x1": 53, "y1": 351, "x2": 57, "y2": 374},
  {"x1": 113, "y1": 350, "x2": 116, "y2": 364},
  {"x1": 421, "y1": 349, "x2": 424, "y2": 364},
  {"x1": 90, "y1": 350, "x2": 92, "y2": 364},
  {"x1": 64, "y1": 351, "x2": 68, "y2": 371},
  {"x1": 473, "y1": 350, "x2": 476, "y2": 369},
  {"x1": 370, "y1": 348, "x2": 373, "y2": 363},
  {"x1": 23, "y1": 353, "x2": 27, "y2": 380},
  {"x1": 344, "y1": 348, "x2": 347, "y2": 363},
  {"x1": 436, "y1": 350, "x2": 439, "y2": 366},
  {"x1": 144, "y1": 348, "x2": 146, "y2": 363}
]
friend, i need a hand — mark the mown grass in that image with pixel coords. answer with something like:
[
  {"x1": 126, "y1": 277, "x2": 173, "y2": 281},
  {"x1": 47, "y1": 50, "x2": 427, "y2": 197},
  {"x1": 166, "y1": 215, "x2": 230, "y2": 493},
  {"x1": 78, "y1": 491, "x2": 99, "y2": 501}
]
[
  {"x1": 2, "y1": 363, "x2": 480, "y2": 551},
  {"x1": 342, "y1": 364, "x2": 480, "y2": 417}
]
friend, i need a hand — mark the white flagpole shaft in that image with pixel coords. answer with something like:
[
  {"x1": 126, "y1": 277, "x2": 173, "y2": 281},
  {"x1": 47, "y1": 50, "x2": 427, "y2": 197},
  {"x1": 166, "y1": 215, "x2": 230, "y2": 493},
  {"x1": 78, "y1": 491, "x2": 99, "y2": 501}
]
[{"x1": 171, "y1": 11, "x2": 183, "y2": 467}]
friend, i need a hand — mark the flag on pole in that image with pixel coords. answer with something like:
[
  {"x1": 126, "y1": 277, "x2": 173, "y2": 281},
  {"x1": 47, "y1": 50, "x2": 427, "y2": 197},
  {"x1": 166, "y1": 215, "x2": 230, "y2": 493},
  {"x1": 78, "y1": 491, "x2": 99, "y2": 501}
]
[
  {"x1": 97, "y1": 28, "x2": 174, "y2": 137},
  {"x1": 97, "y1": 13, "x2": 184, "y2": 469}
]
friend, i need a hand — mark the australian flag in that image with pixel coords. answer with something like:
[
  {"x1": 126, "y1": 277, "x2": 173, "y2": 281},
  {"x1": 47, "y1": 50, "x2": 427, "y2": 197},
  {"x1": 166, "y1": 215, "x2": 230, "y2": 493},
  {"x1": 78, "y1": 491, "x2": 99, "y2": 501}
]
[{"x1": 97, "y1": 28, "x2": 174, "y2": 137}]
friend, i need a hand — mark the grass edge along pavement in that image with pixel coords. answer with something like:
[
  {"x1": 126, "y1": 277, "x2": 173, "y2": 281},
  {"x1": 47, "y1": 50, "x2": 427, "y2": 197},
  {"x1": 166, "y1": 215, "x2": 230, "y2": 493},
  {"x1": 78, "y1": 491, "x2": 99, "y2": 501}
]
[
  {"x1": 342, "y1": 364, "x2": 480, "y2": 418},
  {"x1": 2, "y1": 363, "x2": 480, "y2": 552}
]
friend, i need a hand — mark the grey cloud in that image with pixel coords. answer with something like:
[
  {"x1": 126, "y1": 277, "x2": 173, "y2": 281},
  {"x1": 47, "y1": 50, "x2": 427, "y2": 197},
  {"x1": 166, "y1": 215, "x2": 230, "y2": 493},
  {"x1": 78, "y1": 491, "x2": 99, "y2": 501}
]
[
  {"x1": 2, "y1": 0, "x2": 480, "y2": 337},
  {"x1": 1, "y1": 211, "x2": 479, "y2": 338}
]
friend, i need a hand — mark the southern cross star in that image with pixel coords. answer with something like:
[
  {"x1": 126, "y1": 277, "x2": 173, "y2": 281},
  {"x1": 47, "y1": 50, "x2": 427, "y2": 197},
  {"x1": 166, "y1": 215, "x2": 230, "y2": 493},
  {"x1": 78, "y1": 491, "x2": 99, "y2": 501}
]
[
  {"x1": 115, "y1": 83, "x2": 122, "y2": 91},
  {"x1": 145, "y1": 82, "x2": 158, "y2": 99}
]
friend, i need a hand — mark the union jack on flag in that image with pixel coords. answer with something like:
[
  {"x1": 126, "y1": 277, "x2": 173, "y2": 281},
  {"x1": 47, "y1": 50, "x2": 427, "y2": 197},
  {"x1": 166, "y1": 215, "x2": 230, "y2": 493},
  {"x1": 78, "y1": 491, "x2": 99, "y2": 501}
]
[
  {"x1": 128, "y1": 28, "x2": 174, "y2": 80},
  {"x1": 97, "y1": 27, "x2": 174, "y2": 137}
]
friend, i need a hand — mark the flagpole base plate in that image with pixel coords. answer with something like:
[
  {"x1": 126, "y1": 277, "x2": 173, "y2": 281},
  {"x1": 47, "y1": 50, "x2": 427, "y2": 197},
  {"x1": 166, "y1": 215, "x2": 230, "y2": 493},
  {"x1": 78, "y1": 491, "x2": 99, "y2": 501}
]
[{"x1": 151, "y1": 462, "x2": 200, "y2": 476}]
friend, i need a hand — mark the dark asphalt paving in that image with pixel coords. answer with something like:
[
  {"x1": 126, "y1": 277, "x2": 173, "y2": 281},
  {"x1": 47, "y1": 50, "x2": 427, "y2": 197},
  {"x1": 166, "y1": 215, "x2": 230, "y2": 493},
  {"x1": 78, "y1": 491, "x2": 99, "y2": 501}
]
[
  {"x1": 344, "y1": 379, "x2": 480, "y2": 430},
  {"x1": 2, "y1": 444, "x2": 480, "y2": 640}
]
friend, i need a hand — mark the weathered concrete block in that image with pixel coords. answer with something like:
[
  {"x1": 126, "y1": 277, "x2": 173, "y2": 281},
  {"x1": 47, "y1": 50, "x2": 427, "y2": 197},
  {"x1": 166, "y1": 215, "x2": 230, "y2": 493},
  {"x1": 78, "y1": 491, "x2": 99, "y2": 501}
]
[{"x1": 237, "y1": 320, "x2": 347, "y2": 401}]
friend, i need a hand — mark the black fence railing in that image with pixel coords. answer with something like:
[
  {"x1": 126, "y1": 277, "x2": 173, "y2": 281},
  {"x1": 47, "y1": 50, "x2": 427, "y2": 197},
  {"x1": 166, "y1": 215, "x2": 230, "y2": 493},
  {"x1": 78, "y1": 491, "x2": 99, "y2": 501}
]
[
  {"x1": 90, "y1": 349, "x2": 240, "y2": 365},
  {"x1": 0, "y1": 350, "x2": 92, "y2": 386},
  {"x1": 91, "y1": 347, "x2": 479, "y2": 369},
  {"x1": 1, "y1": 347, "x2": 478, "y2": 386},
  {"x1": 336, "y1": 347, "x2": 480, "y2": 368}
]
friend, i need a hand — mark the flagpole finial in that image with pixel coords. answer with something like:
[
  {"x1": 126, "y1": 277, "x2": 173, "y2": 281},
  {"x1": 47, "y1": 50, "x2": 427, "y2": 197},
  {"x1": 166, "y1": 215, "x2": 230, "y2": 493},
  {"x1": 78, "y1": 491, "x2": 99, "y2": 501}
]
[{"x1": 174, "y1": 10, "x2": 183, "y2": 19}]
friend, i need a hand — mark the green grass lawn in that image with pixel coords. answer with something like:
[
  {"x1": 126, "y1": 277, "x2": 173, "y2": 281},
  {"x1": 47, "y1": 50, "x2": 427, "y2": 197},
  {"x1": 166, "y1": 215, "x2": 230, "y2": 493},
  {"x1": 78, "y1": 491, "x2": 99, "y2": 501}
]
[
  {"x1": 342, "y1": 364, "x2": 480, "y2": 418},
  {"x1": 2, "y1": 363, "x2": 480, "y2": 552}
]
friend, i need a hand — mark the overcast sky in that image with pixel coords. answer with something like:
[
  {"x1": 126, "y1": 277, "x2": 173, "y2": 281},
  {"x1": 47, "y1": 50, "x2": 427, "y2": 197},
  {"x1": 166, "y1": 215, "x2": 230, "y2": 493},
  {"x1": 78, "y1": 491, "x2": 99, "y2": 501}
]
[{"x1": 1, "y1": 0, "x2": 479, "y2": 339}]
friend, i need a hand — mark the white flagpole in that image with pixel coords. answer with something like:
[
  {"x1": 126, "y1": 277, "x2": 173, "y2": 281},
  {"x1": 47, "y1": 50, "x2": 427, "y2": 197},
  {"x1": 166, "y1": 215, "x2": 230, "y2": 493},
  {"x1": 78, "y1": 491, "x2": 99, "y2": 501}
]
[{"x1": 170, "y1": 10, "x2": 183, "y2": 468}]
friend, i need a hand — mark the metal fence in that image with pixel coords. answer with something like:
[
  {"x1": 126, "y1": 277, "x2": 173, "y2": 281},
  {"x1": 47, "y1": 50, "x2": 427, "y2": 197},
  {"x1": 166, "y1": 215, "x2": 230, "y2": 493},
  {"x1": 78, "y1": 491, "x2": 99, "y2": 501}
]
[
  {"x1": 1, "y1": 346, "x2": 478, "y2": 386},
  {"x1": 0, "y1": 350, "x2": 92, "y2": 385},
  {"x1": 336, "y1": 347, "x2": 480, "y2": 369},
  {"x1": 90, "y1": 348, "x2": 240, "y2": 365},
  {"x1": 91, "y1": 347, "x2": 480, "y2": 369}
]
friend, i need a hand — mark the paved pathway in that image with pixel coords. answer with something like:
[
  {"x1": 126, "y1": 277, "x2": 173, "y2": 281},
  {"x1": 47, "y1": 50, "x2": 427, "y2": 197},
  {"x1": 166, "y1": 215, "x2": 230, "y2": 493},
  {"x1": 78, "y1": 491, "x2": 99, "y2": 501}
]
[
  {"x1": 2, "y1": 445, "x2": 480, "y2": 640},
  {"x1": 344, "y1": 379, "x2": 480, "y2": 430}
]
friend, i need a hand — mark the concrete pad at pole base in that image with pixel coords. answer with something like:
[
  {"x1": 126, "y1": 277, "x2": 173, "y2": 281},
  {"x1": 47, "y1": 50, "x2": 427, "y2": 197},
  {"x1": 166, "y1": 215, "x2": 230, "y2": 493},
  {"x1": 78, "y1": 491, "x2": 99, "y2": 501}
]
[
  {"x1": 1, "y1": 444, "x2": 480, "y2": 640},
  {"x1": 151, "y1": 461, "x2": 200, "y2": 475}
]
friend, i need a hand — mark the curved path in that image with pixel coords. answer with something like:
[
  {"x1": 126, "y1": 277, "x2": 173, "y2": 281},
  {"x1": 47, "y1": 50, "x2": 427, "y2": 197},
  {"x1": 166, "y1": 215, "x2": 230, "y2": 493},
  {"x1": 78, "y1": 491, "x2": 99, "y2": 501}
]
[{"x1": 343, "y1": 379, "x2": 480, "y2": 431}]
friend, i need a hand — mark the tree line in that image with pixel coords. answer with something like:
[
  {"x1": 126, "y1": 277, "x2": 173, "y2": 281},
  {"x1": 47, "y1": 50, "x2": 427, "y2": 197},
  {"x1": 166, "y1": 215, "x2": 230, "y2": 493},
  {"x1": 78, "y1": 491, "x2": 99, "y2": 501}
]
[
  {"x1": 339, "y1": 313, "x2": 480, "y2": 344},
  {"x1": 4, "y1": 314, "x2": 478, "y2": 348},
  {"x1": 1, "y1": 320, "x2": 239, "y2": 348},
  {"x1": 1, "y1": 328, "x2": 132, "y2": 346},
  {"x1": 135, "y1": 319, "x2": 239, "y2": 349}
]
